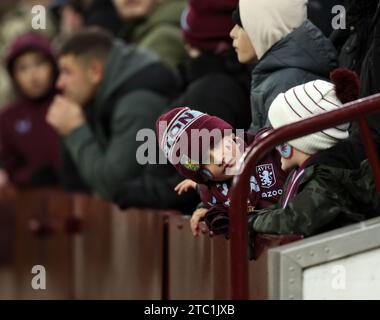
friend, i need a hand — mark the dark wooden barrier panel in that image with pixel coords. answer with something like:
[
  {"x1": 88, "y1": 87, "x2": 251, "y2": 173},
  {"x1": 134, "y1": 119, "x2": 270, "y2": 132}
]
[
  {"x1": 103, "y1": 207, "x2": 171, "y2": 299},
  {"x1": 168, "y1": 215, "x2": 213, "y2": 299},
  {"x1": 0, "y1": 199, "x2": 15, "y2": 265},
  {"x1": 0, "y1": 190, "x2": 176, "y2": 299},
  {"x1": 71, "y1": 193, "x2": 113, "y2": 299},
  {"x1": 10, "y1": 188, "x2": 73, "y2": 299},
  {"x1": 72, "y1": 196, "x2": 173, "y2": 299},
  {"x1": 0, "y1": 189, "x2": 301, "y2": 300},
  {"x1": 167, "y1": 215, "x2": 301, "y2": 300},
  {"x1": 211, "y1": 234, "x2": 231, "y2": 299},
  {"x1": 0, "y1": 197, "x2": 16, "y2": 299},
  {"x1": 168, "y1": 215, "x2": 232, "y2": 299},
  {"x1": 71, "y1": 195, "x2": 173, "y2": 299}
]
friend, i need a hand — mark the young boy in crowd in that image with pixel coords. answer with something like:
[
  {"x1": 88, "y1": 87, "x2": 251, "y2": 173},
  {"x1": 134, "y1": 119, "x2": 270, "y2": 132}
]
[
  {"x1": 248, "y1": 69, "x2": 380, "y2": 255},
  {"x1": 0, "y1": 32, "x2": 60, "y2": 193},
  {"x1": 156, "y1": 107, "x2": 288, "y2": 236},
  {"x1": 176, "y1": 0, "x2": 252, "y2": 131},
  {"x1": 229, "y1": 0, "x2": 338, "y2": 133}
]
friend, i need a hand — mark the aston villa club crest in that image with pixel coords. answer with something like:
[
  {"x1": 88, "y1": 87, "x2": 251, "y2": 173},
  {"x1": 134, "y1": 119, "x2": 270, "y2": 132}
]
[{"x1": 256, "y1": 164, "x2": 276, "y2": 189}]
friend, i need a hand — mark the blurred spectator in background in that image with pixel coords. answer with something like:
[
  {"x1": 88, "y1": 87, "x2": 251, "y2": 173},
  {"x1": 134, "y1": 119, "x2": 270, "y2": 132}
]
[
  {"x1": 47, "y1": 28, "x2": 198, "y2": 211},
  {"x1": 113, "y1": 0, "x2": 187, "y2": 70},
  {"x1": 28, "y1": 0, "x2": 54, "y2": 6},
  {"x1": 0, "y1": 32, "x2": 60, "y2": 196},
  {"x1": 0, "y1": 0, "x2": 56, "y2": 107},
  {"x1": 231, "y1": 0, "x2": 338, "y2": 133},
  {"x1": 175, "y1": 0, "x2": 251, "y2": 130},
  {"x1": 51, "y1": 0, "x2": 122, "y2": 37},
  {"x1": 330, "y1": 0, "x2": 380, "y2": 97},
  {"x1": 311, "y1": 0, "x2": 380, "y2": 173},
  {"x1": 50, "y1": 0, "x2": 86, "y2": 50},
  {"x1": 85, "y1": 0, "x2": 123, "y2": 36},
  {"x1": 52, "y1": 0, "x2": 86, "y2": 36}
]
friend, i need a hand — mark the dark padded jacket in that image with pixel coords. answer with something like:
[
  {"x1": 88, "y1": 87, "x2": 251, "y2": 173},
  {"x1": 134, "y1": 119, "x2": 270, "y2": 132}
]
[{"x1": 249, "y1": 20, "x2": 338, "y2": 133}]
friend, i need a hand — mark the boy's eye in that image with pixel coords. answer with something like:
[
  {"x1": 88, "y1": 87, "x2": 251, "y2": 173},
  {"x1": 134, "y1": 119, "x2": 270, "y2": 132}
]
[{"x1": 200, "y1": 169, "x2": 214, "y2": 180}]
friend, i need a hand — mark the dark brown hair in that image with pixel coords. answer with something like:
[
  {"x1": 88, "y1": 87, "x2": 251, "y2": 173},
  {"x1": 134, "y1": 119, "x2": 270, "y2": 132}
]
[{"x1": 58, "y1": 27, "x2": 113, "y2": 62}]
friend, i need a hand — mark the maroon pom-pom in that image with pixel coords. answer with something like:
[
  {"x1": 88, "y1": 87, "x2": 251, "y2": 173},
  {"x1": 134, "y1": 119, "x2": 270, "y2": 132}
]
[{"x1": 330, "y1": 68, "x2": 360, "y2": 104}]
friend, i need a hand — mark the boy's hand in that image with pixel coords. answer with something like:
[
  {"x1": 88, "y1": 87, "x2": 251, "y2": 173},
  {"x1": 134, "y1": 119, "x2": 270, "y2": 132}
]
[
  {"x1": 174, "y1": 179, "x2": 197, "y2": 195},
  {"x1": 0, "y1": 169, "x2": 9, "y2": 189},
  {"x1": 0, "y1": 169, "x2": 17, "y2": 200},
  {"x1": 46, "y1": 95, "x2": 85, "y2": 136},
  {"x1": 190, "y1": 208, "x2": 208, "y2": 237}
]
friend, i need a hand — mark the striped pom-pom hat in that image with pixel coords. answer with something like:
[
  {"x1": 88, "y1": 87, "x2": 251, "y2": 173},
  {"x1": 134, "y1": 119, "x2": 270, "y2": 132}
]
[{"x1": 268, "y1": 68, "x2": 360, "y2": 155}]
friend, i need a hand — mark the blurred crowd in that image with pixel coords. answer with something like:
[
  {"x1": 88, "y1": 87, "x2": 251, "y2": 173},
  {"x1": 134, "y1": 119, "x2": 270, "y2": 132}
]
[{"x1": 0, "y1": 0, "x2": 379, "y2": 244}]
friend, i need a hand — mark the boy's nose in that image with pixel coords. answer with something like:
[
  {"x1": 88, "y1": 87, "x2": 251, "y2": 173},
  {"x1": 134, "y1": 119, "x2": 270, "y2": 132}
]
[
  {"x1": 223, "y1": 156, "x2": 235, "y2": 168},
  {"x1": 230, "y1": 25, "x2": 237, "y2": 39}
]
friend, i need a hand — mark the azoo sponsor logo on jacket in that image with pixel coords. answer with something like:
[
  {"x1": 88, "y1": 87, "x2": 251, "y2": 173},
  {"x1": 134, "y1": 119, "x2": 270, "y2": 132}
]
[{"x1": 261, "y1": 189, "x2": 283, "y2": 198}]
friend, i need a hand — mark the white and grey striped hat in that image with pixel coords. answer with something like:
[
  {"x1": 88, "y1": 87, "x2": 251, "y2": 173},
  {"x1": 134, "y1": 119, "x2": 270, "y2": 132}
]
[{"x1": 268, "y1": 79, "x2": 350, "y2": 155}]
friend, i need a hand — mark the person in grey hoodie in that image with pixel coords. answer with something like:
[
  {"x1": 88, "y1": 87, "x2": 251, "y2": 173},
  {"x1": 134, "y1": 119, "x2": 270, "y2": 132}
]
[{"x1": 230, "y1": 0, "x2": 338, "y2": 133}]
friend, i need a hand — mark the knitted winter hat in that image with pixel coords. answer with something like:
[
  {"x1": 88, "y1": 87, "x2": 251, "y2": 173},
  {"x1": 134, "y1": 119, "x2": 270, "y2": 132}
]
[
  {"x1": 181, "y1": 0, "x2": 237, "y2": 53},
  {"x1": 239, "y1": 0, "x2": 307, "y2": 59},
  {"x1": 268, "y1": 68, "x2": 360, "y2": 155},
  {"x1": 156, "y1": 107, "x2": 234, "y2": 183}
]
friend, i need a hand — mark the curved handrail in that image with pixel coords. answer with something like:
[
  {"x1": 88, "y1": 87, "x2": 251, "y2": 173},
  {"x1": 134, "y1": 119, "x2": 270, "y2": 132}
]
[{"x1": 229, "y1": 93, "x2": 380, "y2": 299}]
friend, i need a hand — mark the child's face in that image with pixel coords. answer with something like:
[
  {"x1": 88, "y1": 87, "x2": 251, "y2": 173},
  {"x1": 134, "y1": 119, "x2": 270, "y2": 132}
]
[
  {"x1": 280, "y1": 156, "x2": 298, "y2": 172},
  {"x1": 276, "y1": 143, "x2": 298, "y2": 171},
  {"x1": 203, "y1": 134, "x2": 244, "y2": 181},
  {"x1": 13, "y1": 51, "x2": 54, "y2": 99},
  {"x1": 230, "y1": 24, "x2": 257, "y2": 64}
]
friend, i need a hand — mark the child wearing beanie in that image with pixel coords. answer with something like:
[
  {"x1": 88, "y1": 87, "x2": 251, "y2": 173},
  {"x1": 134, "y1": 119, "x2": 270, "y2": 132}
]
[
  {"x1": 248, "y1": 69, "x2": 380, "y2": 255},
  {"x1": 156, "y1": 107, "x2": 288, "y2": 237}
]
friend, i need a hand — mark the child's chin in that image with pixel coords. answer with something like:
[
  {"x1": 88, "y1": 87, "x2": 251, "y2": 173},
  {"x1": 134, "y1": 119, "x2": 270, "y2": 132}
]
[
  {"x1": 213, "y1": 174, "x2": 233, "y2": 182},
  {"x1": 281, "y1": 163, "x2": 295, "y2": 172}
]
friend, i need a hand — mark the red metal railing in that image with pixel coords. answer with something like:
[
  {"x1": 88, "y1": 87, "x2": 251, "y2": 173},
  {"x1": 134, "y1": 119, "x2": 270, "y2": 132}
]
[{"x1": 229, "y1": 94, "x2": 380, "y2": 299}]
